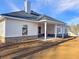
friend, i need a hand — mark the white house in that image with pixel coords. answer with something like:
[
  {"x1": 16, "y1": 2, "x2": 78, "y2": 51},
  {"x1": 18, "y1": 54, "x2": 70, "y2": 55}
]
[{"x1": 0, "y1": 0, "x2": 68, "y2": 43}]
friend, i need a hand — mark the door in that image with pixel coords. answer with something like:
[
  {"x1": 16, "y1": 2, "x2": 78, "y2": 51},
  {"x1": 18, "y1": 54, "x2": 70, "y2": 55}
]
[{"x1": 38, "y1": 27, "x2": 41, "y2": 37}]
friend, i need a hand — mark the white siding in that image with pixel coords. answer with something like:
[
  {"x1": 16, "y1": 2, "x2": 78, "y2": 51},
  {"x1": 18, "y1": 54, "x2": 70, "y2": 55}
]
[
  {"x1": 47, "y1": 24, "x2": 55, "y2": 34},
  {"x1": 5, "y1": 18, "x2": 38, "y2": 37},
  {"x1": 38, "y1": 23, "x2": 67, "y2": 35},
  {"x1": 38, "y1": 23, "x2": 55, "y2": 34},
  {"x1": 0, "y1": 20, "x2": 5, "y2": 37}
]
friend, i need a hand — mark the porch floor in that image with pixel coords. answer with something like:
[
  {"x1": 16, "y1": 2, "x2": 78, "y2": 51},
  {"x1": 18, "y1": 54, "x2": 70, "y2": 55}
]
[{"x1": 36, "y1": 37, "x2": 63, "y2": 41}]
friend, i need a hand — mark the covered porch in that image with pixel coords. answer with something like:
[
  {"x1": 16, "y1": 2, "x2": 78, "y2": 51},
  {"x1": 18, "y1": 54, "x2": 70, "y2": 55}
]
[{"x1": 37, "y1": 20, "x2": 68, "y2": 40}]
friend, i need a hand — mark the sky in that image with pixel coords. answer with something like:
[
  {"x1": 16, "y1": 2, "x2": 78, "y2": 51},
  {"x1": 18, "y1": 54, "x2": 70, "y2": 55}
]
[{"x1": 0, "y1": 0, "x2": 79, "y2": 25}]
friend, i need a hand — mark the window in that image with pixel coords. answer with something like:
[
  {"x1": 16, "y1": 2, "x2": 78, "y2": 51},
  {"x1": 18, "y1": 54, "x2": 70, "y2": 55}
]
[
  {"x1": 22, "y1": 25, "x2": 28, "y2": 35},
  {"x1": 57, "y1": 27, "x2": 61, "y2": 34}
]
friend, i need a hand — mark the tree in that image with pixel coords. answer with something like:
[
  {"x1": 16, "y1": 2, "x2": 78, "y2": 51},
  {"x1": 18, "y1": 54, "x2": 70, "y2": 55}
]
[{"x1": 69, "y1": 24, "x2": 79, "y2": 35}]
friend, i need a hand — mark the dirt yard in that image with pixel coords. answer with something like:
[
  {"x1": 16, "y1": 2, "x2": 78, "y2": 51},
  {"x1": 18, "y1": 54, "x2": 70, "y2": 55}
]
[{"x1": 0, "y1": 37, "x2": 79, "y2": 59}]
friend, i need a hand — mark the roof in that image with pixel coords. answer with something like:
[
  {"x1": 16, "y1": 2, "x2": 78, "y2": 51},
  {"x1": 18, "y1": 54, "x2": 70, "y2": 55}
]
[
  {"x1": 0, "y1": 10, "x2": 65, "y2": 24},
  {"x1": 1, "y1": 10, "x2": 40, "y2": 20}
]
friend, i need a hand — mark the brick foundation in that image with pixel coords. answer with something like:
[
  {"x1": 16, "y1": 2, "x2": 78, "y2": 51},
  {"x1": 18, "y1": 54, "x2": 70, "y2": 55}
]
[{"x1": 5, "y1": 35, "x2": 38, "y2": 43}]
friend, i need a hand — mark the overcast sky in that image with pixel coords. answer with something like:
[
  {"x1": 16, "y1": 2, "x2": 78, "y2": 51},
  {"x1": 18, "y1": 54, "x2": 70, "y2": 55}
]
[{"x1": 0, "y1": 0, "x2": 79, "y2": 25}]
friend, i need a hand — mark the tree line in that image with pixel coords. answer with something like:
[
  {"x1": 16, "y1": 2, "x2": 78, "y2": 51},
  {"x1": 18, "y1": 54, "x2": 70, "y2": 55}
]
[{"x1": 69, "y1": 24, "x2": 79, "y2": 35}]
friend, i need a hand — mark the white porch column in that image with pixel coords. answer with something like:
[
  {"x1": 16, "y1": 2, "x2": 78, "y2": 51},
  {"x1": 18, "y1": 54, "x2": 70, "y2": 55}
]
[
  {"x1": 62, "y1": 25, "x2": 64, "y2": 38},
  {"x1": 44, "y1": 21, "x2": 47, "y2": 40},
  {"x1": 55, "y1": 24, "x2": 57, "y2": 38}
]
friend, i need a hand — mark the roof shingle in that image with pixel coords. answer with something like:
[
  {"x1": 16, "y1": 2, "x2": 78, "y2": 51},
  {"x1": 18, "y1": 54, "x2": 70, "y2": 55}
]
[{"x1": 0, "y1": 10, "x2": 65, "y2": 24}]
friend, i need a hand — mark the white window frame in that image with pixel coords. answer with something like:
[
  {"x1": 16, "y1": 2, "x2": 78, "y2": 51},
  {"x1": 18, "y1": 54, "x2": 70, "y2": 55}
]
[
  {"x1": 57, "y1": 26, "x2": 62, "y2": 34},
  {"x1": 22, "y1": 25, "x2": 28, "y2": 36}
]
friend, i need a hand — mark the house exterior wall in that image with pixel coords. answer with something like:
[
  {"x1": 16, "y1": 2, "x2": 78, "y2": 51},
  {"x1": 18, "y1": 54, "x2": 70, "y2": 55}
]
[
  {"x1": 0, "y1": 16, "x2": 68, "y2": 43},
  {"x1": 5, "y1": 18, "x2": 38, "y2": 37},
  {"x1": 3, "y1": 18, "x2": 39, "y2": 43},
  {"x1": 47, "y1": 24, "x2": 55, "y2": 34},
  {"x1": 38, "y1": 23, "x2": 55, "y2": 35},
  {"x1": 38, "y1": 23, "x2": 68, "y2": 37},
  {"x1": 38, "y1": 23, "x2": 63, "y2": 34},
  {"x1": 0, "y1": 20, "x2": 5, "y2": 36},
  {"x1": 0, "y1": 20, "x2": 6, "y2": 43}
]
